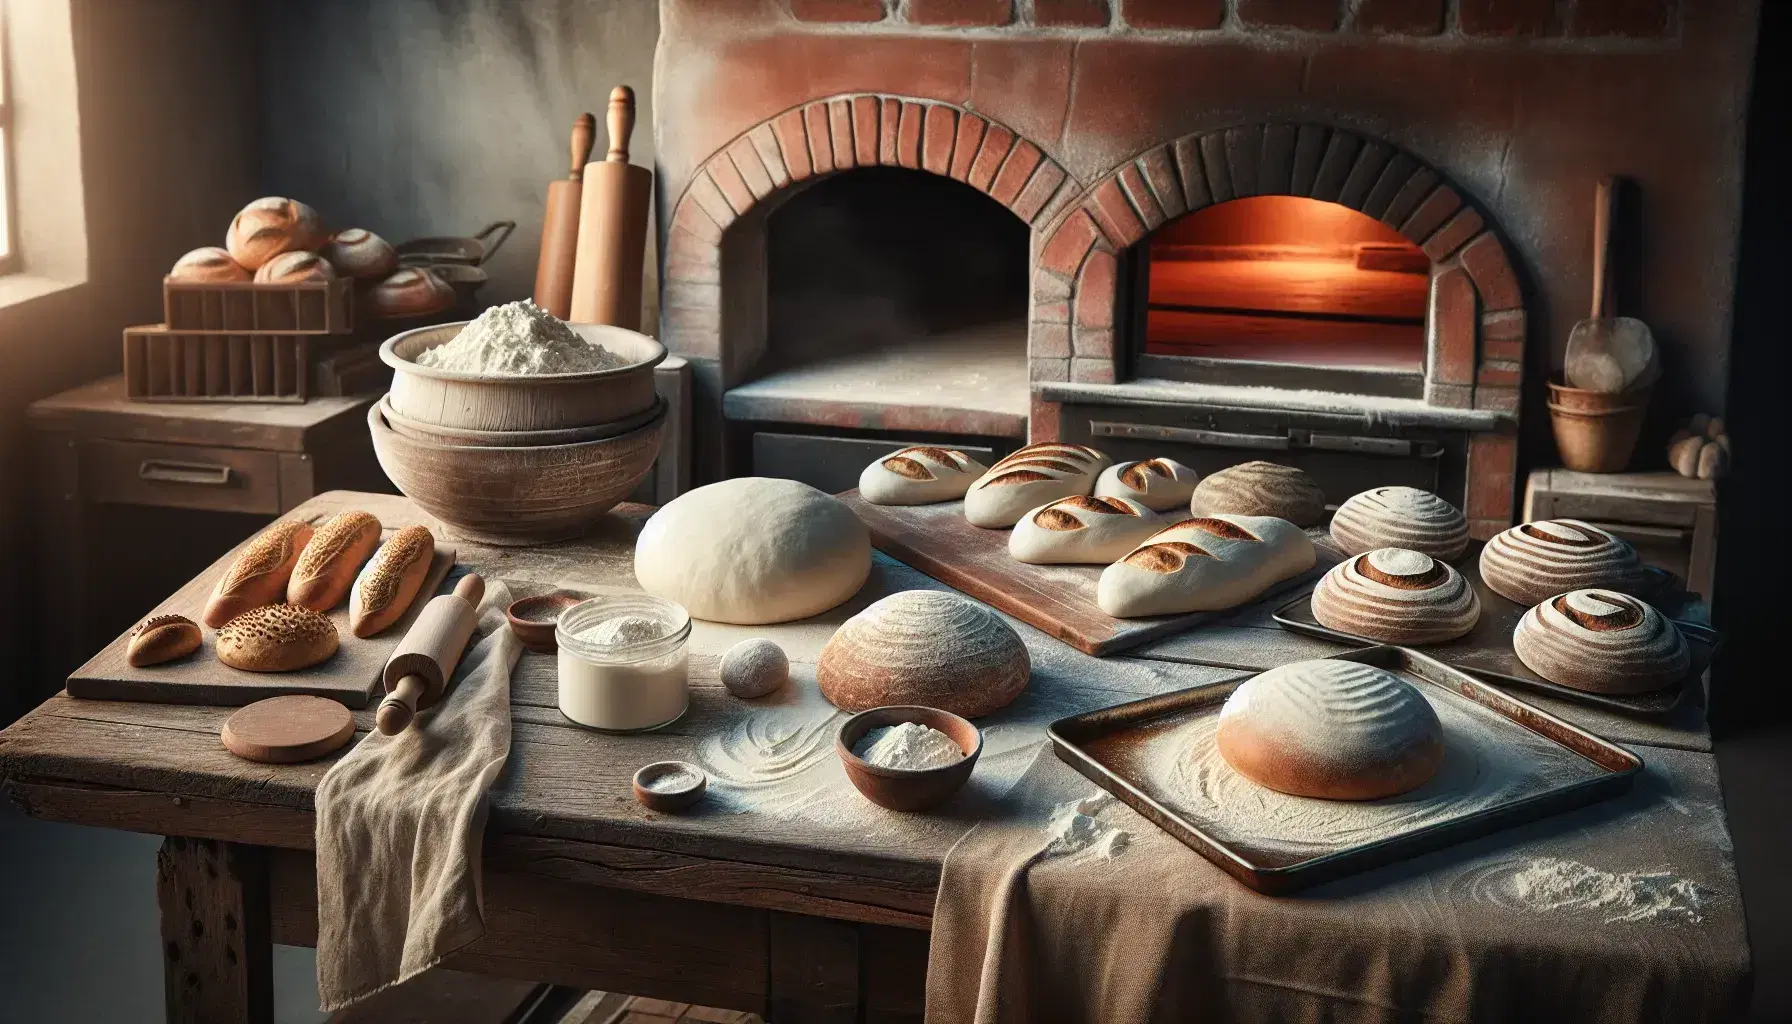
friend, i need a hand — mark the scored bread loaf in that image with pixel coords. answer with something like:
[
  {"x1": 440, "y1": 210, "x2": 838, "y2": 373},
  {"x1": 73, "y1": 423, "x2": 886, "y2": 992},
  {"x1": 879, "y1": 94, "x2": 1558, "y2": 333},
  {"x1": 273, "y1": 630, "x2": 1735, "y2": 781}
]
[
  {"x1": 1007, "y1": 495, "x2": 1159, "y2": 564},
  {"x1": 126, "y1": 614, "x2": 203, "y2": 667},
  {"x1": 216, "y1": 604, "x2": 340, "y2": 673},
  {"x1": 817, "y1": 590, "x2": 1029, "y2": 719},
  {"x1": 1097, "y1": 514, "x2": 1315, "y2": 618},
  {"x1": 1478, "y1": 519, "x2": 1644, "y2": 606},
  {"x1": 254, "y1": 250, "x2": 335, "y2": 284},
  {"x1": 963, "y1": 443, "x2": 1110, "y2": 528},
  {"x1": 349, "y1": 525, "x2": 436, "y2": 638},
  {"x1": 1512, "y1": 589, "x2": 1689, "y2": 694},
  {"x1": 1189, "y1": 461, "x2": 1326, "y2": 527},
  {"x1": 203, "y1": 520, "x2": 315, "y2": 628},
  {"x1": 367, "y1": 267, "x2": 455, "y2": 319},
  {"x1": 1329, "y1": 486, "x2": 1469, "y2": 562},
  {"x1": 169, "y1": 246, "x2": 250, "y2": 283},
  {"x1": 1216, "y1": 659, "x2": 1444, "y2": 800},
  {"x1": 287, "y1": 511, "x2": 382, "y2": 612},
  {"x1": 321, "y1": 228, "x2": 399, "y2": 280},
  {"x1": 858, "y1": 446, "x2": 987, "y2": 505},
  {"x1": 1310, "y1": 548, "x2": 1481, "y2": 644},
  {"x1": 1094, "y1": 458, "x2": 1198, "y2": 512},
  {"x1": 226, "y1": 197, "x2": 325, "y2": 270}
]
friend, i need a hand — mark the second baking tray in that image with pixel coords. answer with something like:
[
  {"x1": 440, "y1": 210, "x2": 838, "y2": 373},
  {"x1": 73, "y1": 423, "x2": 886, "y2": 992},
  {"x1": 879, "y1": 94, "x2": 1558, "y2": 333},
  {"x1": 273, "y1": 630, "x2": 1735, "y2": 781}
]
[{"x1": 1048, "y1": 646, "x2": 1642, "y2": 894}]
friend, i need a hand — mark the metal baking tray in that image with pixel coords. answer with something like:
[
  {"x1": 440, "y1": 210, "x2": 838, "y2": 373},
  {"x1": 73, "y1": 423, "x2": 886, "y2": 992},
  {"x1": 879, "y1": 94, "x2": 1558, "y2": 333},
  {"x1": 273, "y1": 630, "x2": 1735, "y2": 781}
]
[
  {"x1": 1271, "y1": 551, "x2": 1717, "y2": 717},
  {"x1": 1047, "y1": 646, "x2": 1643, "y2": 894}
]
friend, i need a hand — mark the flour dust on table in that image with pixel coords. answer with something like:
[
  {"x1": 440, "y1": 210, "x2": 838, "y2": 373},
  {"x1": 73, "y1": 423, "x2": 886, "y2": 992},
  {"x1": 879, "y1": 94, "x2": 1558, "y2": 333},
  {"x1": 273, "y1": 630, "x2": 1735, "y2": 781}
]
[{"x1": 1467, "y1": 856, "x2": 1709, "y2": 924}]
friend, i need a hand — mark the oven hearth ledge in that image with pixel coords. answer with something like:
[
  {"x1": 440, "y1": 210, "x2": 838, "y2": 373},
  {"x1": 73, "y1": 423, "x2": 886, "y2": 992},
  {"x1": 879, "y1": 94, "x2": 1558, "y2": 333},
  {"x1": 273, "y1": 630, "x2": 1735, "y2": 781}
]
[{"x1": 1039, "y1": 379, "x2": 1512, "y2": 432}]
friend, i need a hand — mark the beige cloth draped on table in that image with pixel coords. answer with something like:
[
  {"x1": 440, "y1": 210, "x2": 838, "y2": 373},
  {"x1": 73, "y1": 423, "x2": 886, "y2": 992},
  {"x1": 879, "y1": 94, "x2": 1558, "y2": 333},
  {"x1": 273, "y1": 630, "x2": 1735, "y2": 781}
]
[
  {"x1": 927, "y1": 741, "x2": 1748, "y2": 1023},
  {"x1": 313, "y1": 580, "x2": 520, "y2": 1011}
]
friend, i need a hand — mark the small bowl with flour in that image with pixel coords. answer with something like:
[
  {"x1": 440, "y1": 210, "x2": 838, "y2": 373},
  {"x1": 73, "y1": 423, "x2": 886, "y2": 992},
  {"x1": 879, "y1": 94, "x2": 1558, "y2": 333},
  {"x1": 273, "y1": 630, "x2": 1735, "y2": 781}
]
[
  {"x1": 381, "y1": 300, "x2": 665, "y2": 432},
  {"x1": 836, "y1": 706, "x2": 982, "y2": 812}
]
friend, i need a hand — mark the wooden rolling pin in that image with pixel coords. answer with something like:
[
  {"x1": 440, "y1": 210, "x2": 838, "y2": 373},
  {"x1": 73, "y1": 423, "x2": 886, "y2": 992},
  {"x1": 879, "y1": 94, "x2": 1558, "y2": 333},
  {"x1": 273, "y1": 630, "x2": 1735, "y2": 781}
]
[
  {"x1": 569, "y1": 85, "x2": 653, "y2": 330},
  {"x1": 532, "y1": 113, "x2": 597, "y2": 319},
  {"x1": 376, "y1": 573, "x2": 484, "y2": 736}
]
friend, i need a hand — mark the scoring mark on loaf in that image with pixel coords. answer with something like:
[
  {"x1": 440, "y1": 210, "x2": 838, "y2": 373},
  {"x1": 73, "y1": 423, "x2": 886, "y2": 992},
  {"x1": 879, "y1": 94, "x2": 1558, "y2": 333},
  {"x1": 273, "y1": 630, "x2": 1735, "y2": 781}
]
[
  {"x1": 1031, "y1": 493, "x2": 1142, "y2": 531},
  {"x1": 219, "y1": 521, "x2": 309, "y2": 592},
  {"x1": 1557, "y1": 591, "x2": 1644, "y2": 631},
  {"x1": 1519, "y1": 521, "x2": 1603, "y2": 547},
  {"x1": 1356, "y1": 551, "x2": 1448, "y2": 590},
  {"x1": 982, "y1": 468, "x2": 1055, "y2": 487},
  {"x1": 1118, "y1": 459, "x2": 1172, "y2": 489},
  {"x1": 1124, "y1": 540, "x2": 1212, "y2": 573},
  {"x1": 1174, "y1": 517, "x2": 1260, "y2": 542},
  {"x1": 132, "y1": 614, "x2": 194, "y2": 637},
  {"x1": 882, "y1": 456, "x2": 935, "y2": 481}
]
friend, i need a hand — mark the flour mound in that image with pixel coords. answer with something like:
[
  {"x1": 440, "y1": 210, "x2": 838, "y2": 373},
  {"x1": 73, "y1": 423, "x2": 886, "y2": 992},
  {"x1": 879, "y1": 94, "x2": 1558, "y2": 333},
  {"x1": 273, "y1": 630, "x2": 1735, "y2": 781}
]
[
  {"x1": 578, "y1": 614, "x2": 668, "y2": 647},
  {"x1": 852, "y1": 722, "x2": 964, "y2": 771},
  {"x1": 417, "y1": 300, "x2": 627, "y2": 375},
  {"x1": 1044, "y1": 794, "x2": 1131, "y2": 861}
]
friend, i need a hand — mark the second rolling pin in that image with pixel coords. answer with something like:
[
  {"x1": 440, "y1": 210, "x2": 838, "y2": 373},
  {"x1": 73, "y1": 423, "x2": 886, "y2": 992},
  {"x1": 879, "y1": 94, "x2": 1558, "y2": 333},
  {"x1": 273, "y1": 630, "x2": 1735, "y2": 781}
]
[
  {"x1": 569, "y1": 85, "x2": 653, "y2": 330},
  {"x1": 532, "y1": 113, "x2": 596, "y2": 319},
  {"x1": 376, "y1": 573, "x2": 484, "y2": 735}
]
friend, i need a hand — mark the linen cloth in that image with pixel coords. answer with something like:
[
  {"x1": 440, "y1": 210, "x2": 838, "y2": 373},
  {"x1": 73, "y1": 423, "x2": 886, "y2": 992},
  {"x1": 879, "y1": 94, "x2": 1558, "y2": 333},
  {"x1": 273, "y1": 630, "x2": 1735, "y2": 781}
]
[
  {"x1": 313, "y1": 579, "x2": 520, "y2": 1011},
  {"x1": 927, "y1": 739, "x2": 1749, "y2": 1023}
]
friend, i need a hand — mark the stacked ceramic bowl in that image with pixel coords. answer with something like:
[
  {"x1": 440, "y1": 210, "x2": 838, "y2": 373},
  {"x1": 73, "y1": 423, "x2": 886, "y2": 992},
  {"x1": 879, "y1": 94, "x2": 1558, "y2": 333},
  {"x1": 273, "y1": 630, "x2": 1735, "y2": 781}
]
[{"x1": 370, "y1": 321, "x2": 667, "y2": 546}]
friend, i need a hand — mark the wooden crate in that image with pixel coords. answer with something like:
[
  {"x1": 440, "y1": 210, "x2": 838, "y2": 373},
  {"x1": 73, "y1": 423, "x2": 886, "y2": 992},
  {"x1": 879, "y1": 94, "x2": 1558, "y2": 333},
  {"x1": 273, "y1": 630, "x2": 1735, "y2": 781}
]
[
  {"x1": 163, "y1": 277, "x2": 354, "y2": 334},
  {"x1": 123, "y1": 325, "x2": 310, "y2": 403}
]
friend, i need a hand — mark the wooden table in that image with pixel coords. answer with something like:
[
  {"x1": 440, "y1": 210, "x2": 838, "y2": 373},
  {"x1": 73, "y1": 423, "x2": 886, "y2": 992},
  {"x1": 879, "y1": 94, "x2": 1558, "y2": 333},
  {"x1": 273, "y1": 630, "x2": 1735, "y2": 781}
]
[{"x1": 0, "y1": 491, "x2": 1736, "y2": 1022}]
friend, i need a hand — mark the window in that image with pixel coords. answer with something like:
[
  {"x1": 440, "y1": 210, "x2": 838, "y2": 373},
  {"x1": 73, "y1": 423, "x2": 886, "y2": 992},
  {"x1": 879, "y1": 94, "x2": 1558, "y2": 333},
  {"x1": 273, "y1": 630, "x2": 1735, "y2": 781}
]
[{"x1": 0, "y1": 0, "x2": 14, "y2": 273}]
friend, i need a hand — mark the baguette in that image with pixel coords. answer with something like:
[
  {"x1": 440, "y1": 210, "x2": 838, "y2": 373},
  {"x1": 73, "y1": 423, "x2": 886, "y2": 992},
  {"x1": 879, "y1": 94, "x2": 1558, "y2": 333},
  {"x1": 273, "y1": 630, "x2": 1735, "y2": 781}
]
[
  {"x1": 287, "y1": 511, "x2": 382, "y2": 611},
  {"x1": 349, "y1": 525, "x2": 435, "y2": 637},
  {"x1": 203, "y1": 520, "x2": 314, "y2": 628},
  {"x1": 216, "y1": 604, "x2": 339, "y2": 673},
  {"x1": 127, "y1": 614, "x2": 203, "y2": 667}
]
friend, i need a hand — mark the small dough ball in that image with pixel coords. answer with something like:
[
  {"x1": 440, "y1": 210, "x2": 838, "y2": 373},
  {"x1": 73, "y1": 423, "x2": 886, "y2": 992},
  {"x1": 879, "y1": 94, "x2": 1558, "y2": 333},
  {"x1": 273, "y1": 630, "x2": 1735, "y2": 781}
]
[{"x1": 721, "y1": 638, "x2": 789, "y2": 699}]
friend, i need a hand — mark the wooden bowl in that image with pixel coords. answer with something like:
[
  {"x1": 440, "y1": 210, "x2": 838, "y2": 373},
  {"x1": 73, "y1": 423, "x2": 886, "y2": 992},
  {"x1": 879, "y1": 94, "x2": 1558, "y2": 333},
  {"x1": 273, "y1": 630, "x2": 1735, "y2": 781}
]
[
  {"x1": 836, "y1": 706, "x2": 981, "y2": 812},
  {"x1": 632, "y1": 761, "x2": 707, "y2": 812},
  {"x1": 381, "y1": 320, "x2": 666, "y2": 431},
  {"x1": 378, "y1": 393, "x2": 664, "y2": 448},
  {"x1": 368, "y1": 401, "x2": 663, "y2": 547},
  {"x1": 506, "y1": 592, "x2": 582, "y2": 652}
]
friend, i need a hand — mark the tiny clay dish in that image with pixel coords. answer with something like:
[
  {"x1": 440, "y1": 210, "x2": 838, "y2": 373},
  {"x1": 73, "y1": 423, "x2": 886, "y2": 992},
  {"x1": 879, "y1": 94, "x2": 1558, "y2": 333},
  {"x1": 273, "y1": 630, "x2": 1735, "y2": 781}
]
[
  {"x1": 632, "y1": 761, "x2": 708, "y2": 812},
  {"x1": 836, "y1": 705, "x2": 982, "y2": 813},
  {"x1": 506, "y1": 592, "x2": 582, "y2": 653}
]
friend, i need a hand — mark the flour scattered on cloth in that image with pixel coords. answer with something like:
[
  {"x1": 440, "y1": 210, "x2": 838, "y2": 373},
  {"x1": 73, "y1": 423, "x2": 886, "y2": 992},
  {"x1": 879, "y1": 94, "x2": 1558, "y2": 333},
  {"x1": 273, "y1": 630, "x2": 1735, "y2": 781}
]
[
  {"x1": 1042, "y1": 793, "x2": 1131, "y2": 861},
  {"x1": 1475, "y1": 856, "x2": 1708, "y2": 924},
  {"x1": 417, "y1": 299, "x2": 627, "y2": 375}
]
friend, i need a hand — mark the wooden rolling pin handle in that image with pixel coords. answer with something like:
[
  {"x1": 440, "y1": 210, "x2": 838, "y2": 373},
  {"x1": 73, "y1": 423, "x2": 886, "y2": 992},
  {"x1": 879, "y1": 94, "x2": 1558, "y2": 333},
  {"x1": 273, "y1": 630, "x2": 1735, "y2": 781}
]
[
  {"x1": 376, "y1": 674, "x2": 427, "y2": 736},
  {"x1": 568, "y1": 113, "x2": 596, "y2": 181},
  {"x1": 454, "y1": 572, "x2": 485, "y2": 608},
  {"x1": 606, "y1": 85, "x2": 634, "y2": 163}
]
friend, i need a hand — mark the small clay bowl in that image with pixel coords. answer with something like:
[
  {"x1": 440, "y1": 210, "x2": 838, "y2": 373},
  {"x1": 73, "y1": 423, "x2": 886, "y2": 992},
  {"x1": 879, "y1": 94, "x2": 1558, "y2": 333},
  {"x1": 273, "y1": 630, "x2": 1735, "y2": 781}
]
[
  {"x1": 632, "y1": 761, "x2": 708, "y2": 812},
  {"x1": 836, "y1": 706, "x2": 982, "y2": 812},
  {"x1": 506, "y1": 592, "x2": 582, "y2": 653}
]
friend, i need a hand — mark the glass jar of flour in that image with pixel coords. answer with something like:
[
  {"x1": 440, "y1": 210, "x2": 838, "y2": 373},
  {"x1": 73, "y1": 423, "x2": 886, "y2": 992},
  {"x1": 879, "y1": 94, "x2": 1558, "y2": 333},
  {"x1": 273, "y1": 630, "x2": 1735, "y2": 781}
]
[{"x1": 556, "y1": 593, "x2": 691, "y2": 731}]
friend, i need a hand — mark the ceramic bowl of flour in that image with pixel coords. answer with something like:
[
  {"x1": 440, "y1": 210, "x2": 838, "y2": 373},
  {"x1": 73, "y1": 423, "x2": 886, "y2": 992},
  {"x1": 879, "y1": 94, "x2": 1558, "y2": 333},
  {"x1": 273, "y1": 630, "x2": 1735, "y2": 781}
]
[
  {"x1": 368, "y1": 401, "x2": 664, "y2": 546},
  {"x1": 382, "y1": 319, "x2": 665, "y2": 432},
  {"x1": 836, "y1": 706, "x2": 982, "y2": 812}
]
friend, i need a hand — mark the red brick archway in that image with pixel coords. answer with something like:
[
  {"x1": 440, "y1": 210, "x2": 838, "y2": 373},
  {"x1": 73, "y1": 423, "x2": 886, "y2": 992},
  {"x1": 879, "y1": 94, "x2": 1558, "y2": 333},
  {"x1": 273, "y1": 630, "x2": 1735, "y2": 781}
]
[{"x1": 1031, "y1": 123, "x2": 1526, "y2": 537}]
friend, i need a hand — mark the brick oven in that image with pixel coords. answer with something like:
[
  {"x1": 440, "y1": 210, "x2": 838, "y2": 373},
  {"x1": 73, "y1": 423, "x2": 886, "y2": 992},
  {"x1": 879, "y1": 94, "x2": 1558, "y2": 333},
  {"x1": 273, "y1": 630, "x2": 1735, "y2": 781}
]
[{"x1": 653, "y1": 0, "x2": 1754, "y2": 538}]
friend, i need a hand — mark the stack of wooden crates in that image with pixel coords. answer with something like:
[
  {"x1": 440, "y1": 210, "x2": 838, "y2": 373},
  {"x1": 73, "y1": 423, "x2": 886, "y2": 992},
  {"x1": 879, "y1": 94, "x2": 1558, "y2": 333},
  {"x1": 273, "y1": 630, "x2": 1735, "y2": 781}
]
[{"x1": 123, "y1": 278, "x2": 356, "y2": 403}]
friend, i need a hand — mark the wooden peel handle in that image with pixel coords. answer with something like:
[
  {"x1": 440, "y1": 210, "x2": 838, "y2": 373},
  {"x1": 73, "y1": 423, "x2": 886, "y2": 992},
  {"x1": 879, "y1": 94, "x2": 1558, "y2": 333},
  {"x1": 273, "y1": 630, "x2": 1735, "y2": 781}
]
[
  {"x1": 606, "y1": 85, "x2": 634, "y2": 163},
  {"x1": 1592, "y1": 177, "x2": 1615, "y2": 319},
  {"x1": 377, "y1": 675, "x2": 427, "y2": 735}
]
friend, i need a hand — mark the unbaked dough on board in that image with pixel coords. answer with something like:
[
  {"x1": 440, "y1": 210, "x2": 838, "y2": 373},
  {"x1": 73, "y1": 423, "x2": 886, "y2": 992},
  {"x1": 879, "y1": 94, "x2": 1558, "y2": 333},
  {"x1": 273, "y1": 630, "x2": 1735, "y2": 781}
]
[
  {"x1": 634, "y1": 477, "x2": 871, "y2": 625},
  {"x1": 1008, "y1": 495, "x2": 1159, "y2": 564},
  {"x1": 859, "y1": 446, "x2": 987, "y2": 505},
  {"x1": 1097, "y1": 515, "x2": 1315, "y2": 617}
]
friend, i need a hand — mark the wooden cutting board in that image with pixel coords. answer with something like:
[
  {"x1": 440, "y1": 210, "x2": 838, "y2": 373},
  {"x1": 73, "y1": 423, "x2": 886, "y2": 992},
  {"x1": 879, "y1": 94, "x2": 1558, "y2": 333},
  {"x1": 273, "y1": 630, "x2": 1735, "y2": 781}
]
[
  {"x1": 838, "y1": 490, "x2": 1336, "y2": 657},
  {"x1": 66, "y1": 515, "x2": 456, "y2": 707}
]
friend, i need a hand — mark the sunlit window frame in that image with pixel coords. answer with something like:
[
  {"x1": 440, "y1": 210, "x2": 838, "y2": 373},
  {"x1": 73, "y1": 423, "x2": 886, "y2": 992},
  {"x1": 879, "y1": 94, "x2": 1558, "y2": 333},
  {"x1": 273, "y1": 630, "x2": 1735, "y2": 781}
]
[{"x1": 0, "y1": 0, "x2": 16, "y2": 275}]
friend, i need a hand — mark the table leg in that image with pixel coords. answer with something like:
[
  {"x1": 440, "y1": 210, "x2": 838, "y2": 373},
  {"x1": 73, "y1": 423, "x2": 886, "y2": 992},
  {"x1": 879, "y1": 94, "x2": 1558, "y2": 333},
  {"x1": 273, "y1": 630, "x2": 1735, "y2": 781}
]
[
  {"x1": 157, "y1": 837, "x2": 273, "y2": 1024},
  {"x1": 768, "y1": 911, "x2": 861, "y2": 1023}
]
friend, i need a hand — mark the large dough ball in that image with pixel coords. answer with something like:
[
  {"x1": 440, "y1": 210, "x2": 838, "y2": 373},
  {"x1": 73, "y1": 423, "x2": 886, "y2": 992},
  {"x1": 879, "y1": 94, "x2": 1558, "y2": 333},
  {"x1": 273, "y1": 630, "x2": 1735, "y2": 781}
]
[{"x1": 634, "y1": 478, "x2": 871, "y2": 625}]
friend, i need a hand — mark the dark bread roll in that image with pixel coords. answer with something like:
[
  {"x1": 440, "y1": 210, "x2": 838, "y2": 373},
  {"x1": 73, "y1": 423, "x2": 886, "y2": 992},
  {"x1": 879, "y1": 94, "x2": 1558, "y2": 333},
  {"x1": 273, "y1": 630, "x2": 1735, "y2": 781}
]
[
  {"x1": 127, "y1": 614, "x2": 202, "y2": 667},
  {"x1": 321, "y1": 228, "x2": 399, "y2": 280},
  {"x1": 367, "y1": 267, "x2": 455, "y2": 319},
  {"x1": 253, "y1": 250, "x2": 335, "y2": 284}
]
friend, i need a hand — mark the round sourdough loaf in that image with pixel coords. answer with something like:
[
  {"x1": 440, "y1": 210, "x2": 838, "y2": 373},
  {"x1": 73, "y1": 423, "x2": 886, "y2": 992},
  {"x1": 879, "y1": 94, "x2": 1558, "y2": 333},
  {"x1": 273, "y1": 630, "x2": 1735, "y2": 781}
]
[
  {"x1": 216, "y1": 604, "x2": 340, "y2": 673},
  {"x1": 859, "y1": 445, "x2": 987, "y2": 505},
  {"x1": 1094, "y1": 458, "x2": 1198, "y2": 512},
  {"x1": 368, "y1": 267, "x2": 456, "y2": 319},
  {"x1": 1512, "y1": 589, "x2": 1689, "y2": 694},
  {"x1": 1329, "y1": 486, "x2": 1469, "y2": 561},
  {"x1": 634, "y1": 477, "x2": 870, "y2": 625},
  {"x1": 226, "y1": 197, "x2": 325, "y2": 270},
  {"x1": 1190, "y1": 461, "x2": 1326, "y2": 526},
  {"x1": 170, "y1": 246, "x2": 250, "y2": 283},
  {"x1": 963, "y1": 443, "x2": 1110, "y2": 528},
  {"x1": 1311, "y1": 548, "x2": 1480, "y2": 644},
  {"x1": 1007, "y1": 495, "x2": 1158, "y2": 564},
  {"x1": 1478, "y1": 519, "x2": 1644, "y2": 606},
  {"x1": 1216, "y1": 659, "x2": 1444, "y2": 800},
  {"x1": 254, "y1": 250, "x2": 335, "y2": 284},
  {"x1": 817, "y1": 590, "x2": 1029, "y2": 718},
  {"x1": 322, "y1": 228, "x2": 399, "y2": 280}
]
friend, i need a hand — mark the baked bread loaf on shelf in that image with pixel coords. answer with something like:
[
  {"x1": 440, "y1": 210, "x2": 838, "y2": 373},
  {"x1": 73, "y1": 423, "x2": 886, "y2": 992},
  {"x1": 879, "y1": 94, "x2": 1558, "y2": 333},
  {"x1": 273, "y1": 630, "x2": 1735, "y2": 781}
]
[
  {"x1": 322, "y1": 228, "x2": 399, "y2": 280},
  {"x1": 226, "y1": 197, "x2": 325, "y2": 270},
  {"x1": 1217, "y1": 658, "x2": 1445, "y2": 800},
  {"x1": 1189, "y1": 461, "x2": 1326, "y2": 527},
  {"x1": 253, "y1": 250, "x2": 335, "y2": 284},
  {"x1": 1329, "y1": 486, "x2": 1470, "y2": 561},
  {"x1": 1007, "y1": 495, "x2": 1159, "y2": 564},
  {"x1": 1478, "y1": 519, "x2": 1644, "y2": 606},
  {"x1": 1097, "y1": 514, "x2": 1315, "y2": 618},
  {"x1": 349, "y1": 525, "x2": 436, "y2": 638},
  {"x1": 1311, "y1": 548, "x2": 1481, "y2": 644},
  {"x1": 288, "y1": 511, "x2": 382, "y2": 612},
  {"x1": 1094, "y1": 458, "x2": 1198, "y2": 512},
  {"x1": 963, "y1": 443, "x2": 1110, "y2": 528},
  {"x1": 126, "y1": 614, "x2": 202, "y2": 668},
  {"x1": 1512, "y1": 588, "x2": 1689, "y2": 694},
  {"x1": 367, "y1": 267, "x2": 455, "y2": 319},
  {"x1": 203, "y1": 520, "x2": 315, "y2": 628},
  {"x1": 216, "y1": 604, "x2": 340, "y2": 673},
  {"x1": 818, "y1": 589, "x2": 1029, "y2": 718},
  {"x1": 169, "y1": 246, "x2": 250, "y2": 283},
  {"x1": 858, "y1": 445, "x2": 987, "y2": 505}
]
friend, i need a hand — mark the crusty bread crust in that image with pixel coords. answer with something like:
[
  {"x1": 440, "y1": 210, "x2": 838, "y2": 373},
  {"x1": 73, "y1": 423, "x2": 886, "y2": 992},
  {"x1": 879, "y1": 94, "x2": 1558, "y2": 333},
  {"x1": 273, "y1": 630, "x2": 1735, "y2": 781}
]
[
  {"x1": 349, "y1": 525, "x2": 435, "y2": 638},
  {"x1": 127, "y1": 614, "x2": 202, "y2": 668},
  {"x1": 217, "y1": 604, "x2": 339, "y2": 673},
  {"x1": 288, "y1": 511, "x2": 381, "y2": 612},
  {"x1": 204, "y1": 520, "x2": 314, "y2": 628}
]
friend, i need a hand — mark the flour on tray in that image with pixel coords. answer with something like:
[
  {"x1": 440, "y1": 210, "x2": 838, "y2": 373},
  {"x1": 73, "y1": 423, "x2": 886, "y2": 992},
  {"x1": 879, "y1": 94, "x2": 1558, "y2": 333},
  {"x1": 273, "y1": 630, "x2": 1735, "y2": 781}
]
[{"x1": 417, "y1": 299, "x2": 627, "y2": 375}]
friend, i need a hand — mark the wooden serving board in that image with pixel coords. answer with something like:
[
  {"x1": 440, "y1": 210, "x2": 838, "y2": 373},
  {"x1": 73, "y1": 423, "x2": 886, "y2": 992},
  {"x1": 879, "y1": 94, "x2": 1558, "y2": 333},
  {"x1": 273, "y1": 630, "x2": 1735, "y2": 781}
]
[
  {"x1": 66, "y1": 516, "x2": 456, "y2": 707},
  {"x1": 838, "y1": 490, "x2": 1335, "y2": 657}
]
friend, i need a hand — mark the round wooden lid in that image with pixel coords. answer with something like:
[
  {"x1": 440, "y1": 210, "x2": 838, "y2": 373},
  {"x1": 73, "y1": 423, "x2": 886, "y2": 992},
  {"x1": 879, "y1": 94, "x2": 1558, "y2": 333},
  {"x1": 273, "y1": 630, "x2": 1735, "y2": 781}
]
[{"x1": 221, "y1": 695, "x2": 355, "y2": 764}]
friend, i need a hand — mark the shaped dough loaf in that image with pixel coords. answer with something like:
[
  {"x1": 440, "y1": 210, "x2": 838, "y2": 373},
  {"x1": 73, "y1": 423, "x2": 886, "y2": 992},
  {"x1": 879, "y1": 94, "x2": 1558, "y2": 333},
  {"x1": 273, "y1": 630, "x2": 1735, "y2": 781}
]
[
  {"x1": 858, "y1": 445, "x2": 987, "y2": 505},
  {"x1": 963, "y1": 443, "x2": 1110, "y2": 528},
  {"x1": 1094, "y1": 458, "x2": 1198, "y2": 512},
  {"x1": 1097, "y1": 515, "x2": 1315, "y2": 617},
  {"x1": 1008, "y1": 495, "x2": 1159, "y2": 564}
]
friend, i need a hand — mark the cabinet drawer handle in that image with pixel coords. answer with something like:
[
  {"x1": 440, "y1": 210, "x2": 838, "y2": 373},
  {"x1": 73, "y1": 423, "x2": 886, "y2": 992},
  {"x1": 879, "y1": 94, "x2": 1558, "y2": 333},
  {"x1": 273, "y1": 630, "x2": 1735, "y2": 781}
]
[{"x1": 138, "y1": 459, "x2": 233, "y2": 486}]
